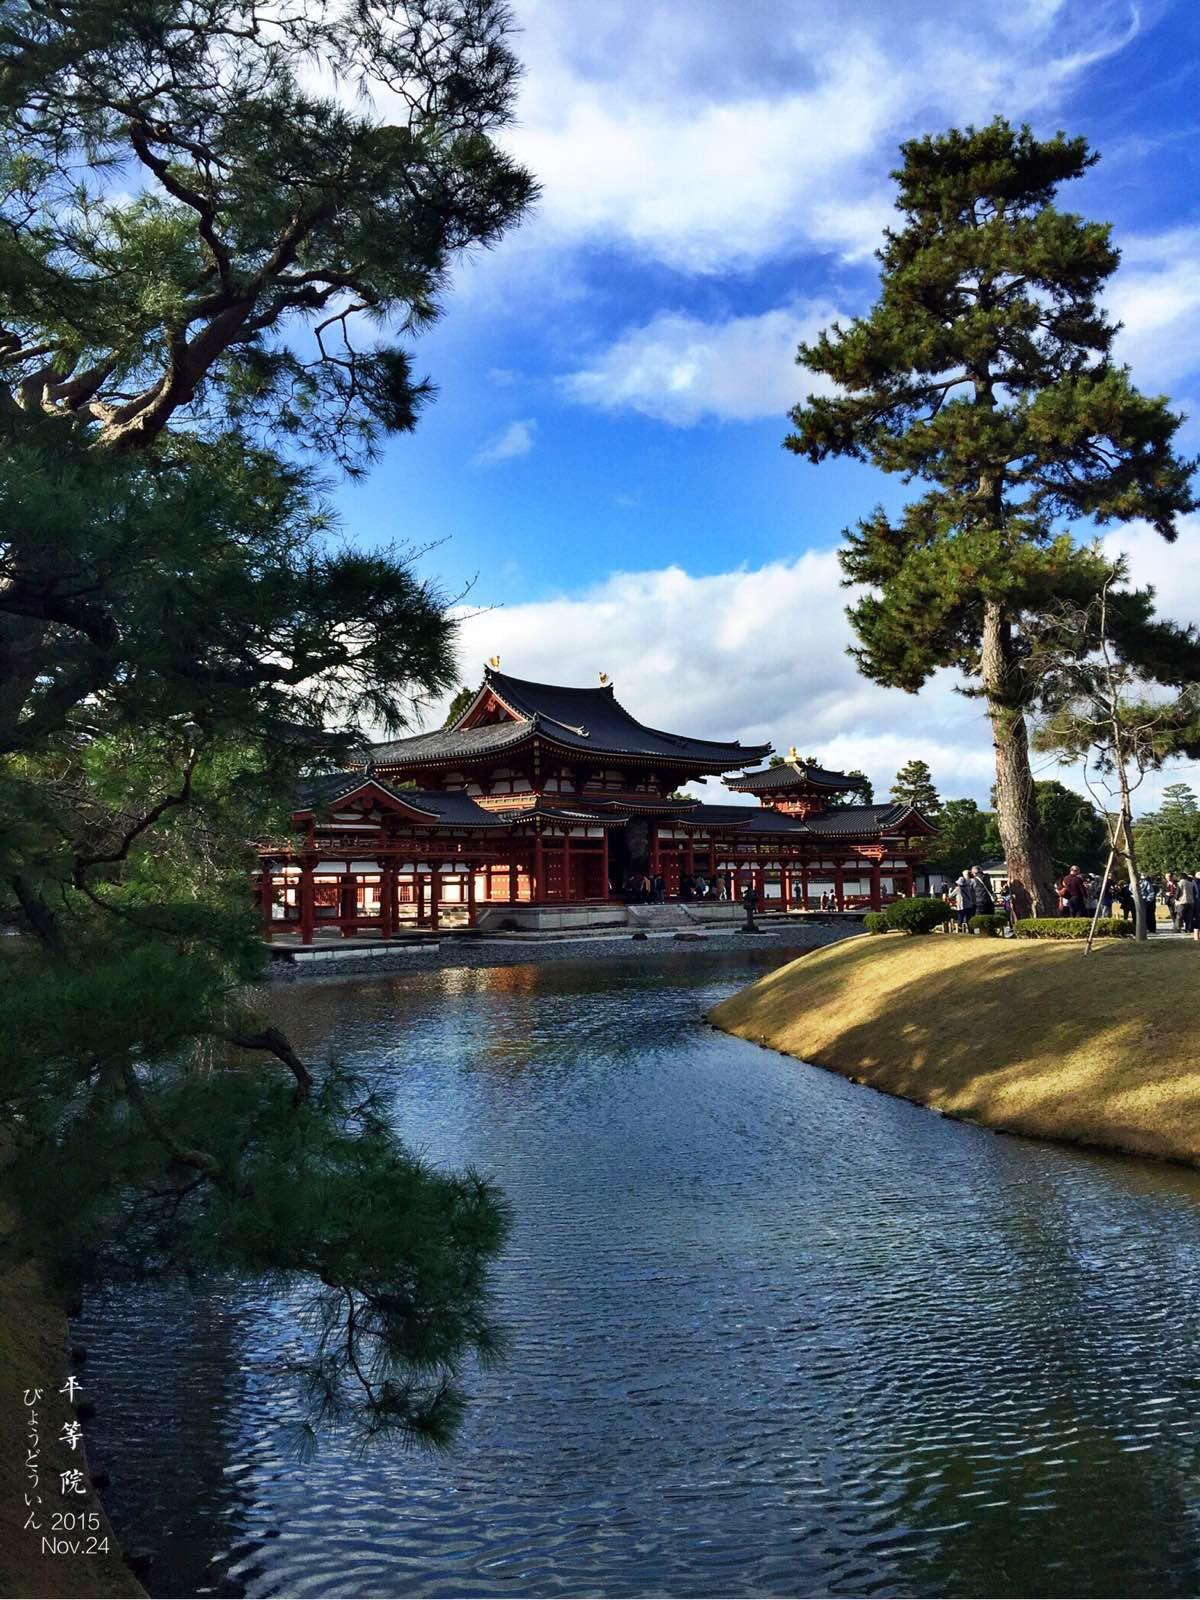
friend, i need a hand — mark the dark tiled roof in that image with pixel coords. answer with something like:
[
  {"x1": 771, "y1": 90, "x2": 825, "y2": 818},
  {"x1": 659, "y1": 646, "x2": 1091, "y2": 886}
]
[
  {"x1": 364, "y1": 668, "x2": 771, "y2": 771},
  {"x1": 800, "y1": 803, "x2": 934, "y2": 837},
  {"x1": 490, "y1": 800, "x2": 629, "y2": 827},
  {"x1": 727, "y1": 761, "x2": 856, "y2": 793},
  {"x1": 366, "y1": 719, "x2": 534, "y2": 765},
  {"x1": 295, "y1": 772, "x2": 510, "y2": 828},
  {"x1": 678, "y1": 801, "x2": 937, "y2": 841}
]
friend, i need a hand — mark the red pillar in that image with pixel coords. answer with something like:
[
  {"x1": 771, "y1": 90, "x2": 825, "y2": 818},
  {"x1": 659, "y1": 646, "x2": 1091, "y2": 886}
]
[
  {"x1": 299, "y1": 860, "x2": 315, "y2": 945},
  {"x1": 601, "y1": 826, "x2": 611, "y2": 900},
  {"x1": 869, "y1": 860, "x2": 882, "y2": 912},
  {"x1": 467, "y1": 863, "x2": 477, "y2": 927},
  {"x1": 754, "y1": 864, "x2": 765, "y2": 906},
  {"x1": 339, "y1": 870, "x2": 357, "y2": 937},
  {"x1": 833, "y1": 865, "x2": 845, "y2": 911},
  {"x1": 259, "y1": 860, "x2": 273, "y2": 942},
  {"x1": 904, "y1": 861, "x2": 915, "y2": 896},
  {"x1": 563, "y1": 830, "x2": 572, "y2": 903},
  {"x1": 781, "y1": 866, "x2": 791, "y2": 912},
  {"x1": 429, "y1": 870, "x2": 440, "y2": 932},
  {"x1": 708, "y1": 842, "x2": 717, "y2": 883},
  {"x1": 533, "y1": 830, "x2": 545, "y2": 903},
  {"x1": 650, "y1": 824, "x2": 661, "y2": 877},
  {"x1": 380, "y1": 863, "x2": 396, "y2": 939}
]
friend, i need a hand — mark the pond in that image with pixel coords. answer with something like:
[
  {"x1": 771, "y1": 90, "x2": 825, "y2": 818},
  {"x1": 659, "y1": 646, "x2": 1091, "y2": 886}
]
[{"x1": 78, "y1": 948, "x2": 1200, "y2": 1598}]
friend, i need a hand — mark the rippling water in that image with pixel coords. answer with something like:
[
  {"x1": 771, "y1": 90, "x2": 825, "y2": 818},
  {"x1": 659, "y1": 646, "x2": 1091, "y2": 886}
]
[{"x1": 77, "y1": 949, "x2": 1200, "y2": 1597}]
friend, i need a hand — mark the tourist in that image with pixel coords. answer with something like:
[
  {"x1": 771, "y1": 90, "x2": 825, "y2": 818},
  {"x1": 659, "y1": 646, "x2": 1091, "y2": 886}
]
[
  {"x1": 1140, "y1": 875, "x2": 1157, "y2": 931},
  {"x1": 969, "y1": 866, "x2": 994, "y2": 921},
  {"x1": 1062, "y1": 863, "x2": 1088, "y2": 918},
  {"x1": 952, "y1": 874, "x2": 971, "y2": 932},
  {"x1": 1179, "y1": 871, "x2": 1197, "y2": 933},
  {"x1": 999, "y1": 880, "x2": 1015, "y2": 930},
  {"x1": 1107, "y1": 870, "x2": 1126, "y2": 921}
]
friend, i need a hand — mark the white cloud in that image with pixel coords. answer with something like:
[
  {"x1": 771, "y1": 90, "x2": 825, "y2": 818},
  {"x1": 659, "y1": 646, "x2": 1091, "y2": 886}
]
[
  {"x1": 495, "y1": 0, "x2": 1142, "y2": 272},
  {"x1": 1108, "y1": 226, "x2": 1200, "y2": 392},
  {"x1": 439, "y1": 549, "x2": 995, "y2": 804},
  {"x1": 1100, "y1": 511, "x2": 1200, "y2": 627},
  {"x1": 472, "y1": 417, "x2": 537, "y2": 466},
  {"x1": 427, "y1": 518, "x2": 1200, "y2": 815},
  {"x1": 563, "y1": 300, "x2": 842, "y2": 424}
]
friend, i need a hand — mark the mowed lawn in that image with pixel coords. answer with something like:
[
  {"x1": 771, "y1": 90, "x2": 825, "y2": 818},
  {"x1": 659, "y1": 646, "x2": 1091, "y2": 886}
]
[{"x1": 710, "y1": 934, "x2": 1200, "y2": 1166}]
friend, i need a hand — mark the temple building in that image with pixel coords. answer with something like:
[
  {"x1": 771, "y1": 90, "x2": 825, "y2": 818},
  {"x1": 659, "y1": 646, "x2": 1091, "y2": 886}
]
[{"x1": 255, "y1": 666, "x2": 937, "y2": 941}]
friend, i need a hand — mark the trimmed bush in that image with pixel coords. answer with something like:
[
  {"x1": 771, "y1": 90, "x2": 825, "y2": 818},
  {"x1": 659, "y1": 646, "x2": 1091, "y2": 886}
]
[
  {"x1": 969, "y1": 913, "x2": 1008, "y2": 937},
  {"x1": 1014, "y1": 916, "x2": 1133, "y2": 940},
  {"x1": 883, "y1": 895, "x2": 953, "y2": 935},
  {"x1": 863, "y1": 911, "x2": 890, "y2": 934}
]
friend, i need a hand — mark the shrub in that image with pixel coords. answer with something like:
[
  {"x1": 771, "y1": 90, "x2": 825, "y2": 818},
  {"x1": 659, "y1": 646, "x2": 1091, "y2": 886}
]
[
  {"x1": 969, "y1": 913, "x2": 1008, "y2": 937},
  {"x1": 883, "y1": 895, "x2": 953, "y2": 935},
  {"x1": 863, "y1": 911, "x2": 890, "y2": 934},
  {"x1": 1014, "y1": 917, "x2": 1133, "y2": 940}
]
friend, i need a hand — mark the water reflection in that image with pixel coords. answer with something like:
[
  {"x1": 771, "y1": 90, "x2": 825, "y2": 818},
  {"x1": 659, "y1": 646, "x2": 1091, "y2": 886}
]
[{"x1": 78, "y1": 949, "x2": 1200, "y2": 1598}]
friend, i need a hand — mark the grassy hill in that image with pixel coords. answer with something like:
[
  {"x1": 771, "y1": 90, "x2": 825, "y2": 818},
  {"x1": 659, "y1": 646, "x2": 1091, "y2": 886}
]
[{"x1": 710, "y1": 934, "x2": 1200, "y2": 1167}]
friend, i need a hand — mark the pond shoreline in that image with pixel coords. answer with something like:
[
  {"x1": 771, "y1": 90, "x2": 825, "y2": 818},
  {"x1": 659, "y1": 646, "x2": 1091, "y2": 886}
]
[
  {"x1": 265, "y1": 919, "x2": 859, "y2": 982},
  {"x1": 709, "y1": 934, "x2": 1200, "y2": 1169}
]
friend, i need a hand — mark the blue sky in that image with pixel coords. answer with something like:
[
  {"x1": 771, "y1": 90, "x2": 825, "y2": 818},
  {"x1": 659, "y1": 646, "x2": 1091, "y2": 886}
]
[{"x1": 334, "y1": 0, "x2": 1200, "y2": 810}]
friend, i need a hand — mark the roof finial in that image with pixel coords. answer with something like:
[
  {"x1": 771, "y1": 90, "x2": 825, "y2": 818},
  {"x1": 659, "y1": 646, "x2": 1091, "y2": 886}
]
[
  {"x1": 488, "y1": 654, "x2": 501, "y2": 670},
  {"x1": 787, "y1": 744, "x2": 799, "y2": 762},
  {"x1": 598, "y1": 671, "x2": 610, "y2": 686}
]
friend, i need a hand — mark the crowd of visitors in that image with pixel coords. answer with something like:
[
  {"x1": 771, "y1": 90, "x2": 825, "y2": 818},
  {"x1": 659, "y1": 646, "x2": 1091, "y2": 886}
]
[
  {"x1": 621, "y1": 869, "x2": 732, "y2": 903},
  {"x1": 941, "y1": 864, "x2": 1200, "y2": 934}
]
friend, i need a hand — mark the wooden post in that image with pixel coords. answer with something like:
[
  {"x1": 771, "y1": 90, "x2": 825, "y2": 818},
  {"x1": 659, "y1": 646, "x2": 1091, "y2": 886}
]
[
  {"x1": 563, "y1": 829, "x2": 572, "y2": 904},
  {"x1": 533, "y1": 829, "x2": 545, "y2": 904},
  {"x1": 429, "y1": 869, "x2": 440, "y2": 932},
  {"x1": 800, "y1": 861, "x2": 809, "y2": 911},
  {"x1": 259, "y1": 860, "x2": 273, "y2": 942},
  {"x1": 299, "y1": 860, "x2": 315, "y2": 945},
  {"x1": 904, "y1": 862, "x2": 915, "y2": 896},
  {"x1": 601, "y1": 826, "x2": 610, "y2": 900},
  {"x1": 869, "y1": 860, "x2": 882, "y2": 912},
  {"x1": 708, "y1": 841, "x2": 717, "y2": 881},
  {"x1": 340, "y1": 870, "x2": 357, "y2": 938},
  {"x1": 650, "y1": 823, "x2": 660, "y2": 876},
  {"x1": 380, "y1": 863, "x2": 396, "y2": 939},
  {"x1": 467, "y1": 863, "x2": 477, "y2": 927},
  {"x1": 781, "y1": 866, "x2": 791, "y2": 912},
  {"x1": 833, "y1": 864, "x2": 845, "y2": 911}
]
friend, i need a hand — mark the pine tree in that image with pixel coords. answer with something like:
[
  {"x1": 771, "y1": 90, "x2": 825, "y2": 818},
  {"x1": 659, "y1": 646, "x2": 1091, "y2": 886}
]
[
  {"x1": 926, "y1": 797, "x2": 990, "y2": 873},
  {"x1": 890, "y1": 758, "x2": 940, "y2": 814},
  {"x1": 443, "y1": 685, "x2": 477, "y2": 728},
  {"x1": 845, "y1": 768, "x2": 875, "y2": 805},
  {"x1": 1135, "y1": 784, "x2": 1200, "y2": 880},
  {"x1": 786, "y1": 120, "x2": 1197, "y2": 917},
  {"x1": 0, "y1": 0, "x2": 535, "y2": 1447}
]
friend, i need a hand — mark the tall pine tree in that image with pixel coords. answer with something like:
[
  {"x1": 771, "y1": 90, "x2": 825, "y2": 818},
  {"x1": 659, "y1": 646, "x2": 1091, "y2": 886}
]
[
  {"x1": 890, "y1": 758, "x2": 940, "y2": 814},
  {"x1": 786, "y1": 120, "x2": 1196, "y2": 916}
]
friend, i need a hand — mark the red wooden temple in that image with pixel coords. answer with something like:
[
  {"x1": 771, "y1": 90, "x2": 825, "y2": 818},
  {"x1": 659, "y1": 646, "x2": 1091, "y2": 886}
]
[{"x1": 254, "y1": 667, "x2": 937, "y2": 941}]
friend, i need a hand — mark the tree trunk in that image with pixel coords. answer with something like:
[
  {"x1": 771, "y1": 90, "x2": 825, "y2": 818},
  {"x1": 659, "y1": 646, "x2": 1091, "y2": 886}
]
[
  {"x1": 0, "y1": 612, "x2": 47, "y2": 742},
  {"x1": 981, "y1": 599, "x2": 1057, "y2": 918},
  {"x1": 1113, "y1": 782, "x2": 1147, "y2": 942}
]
